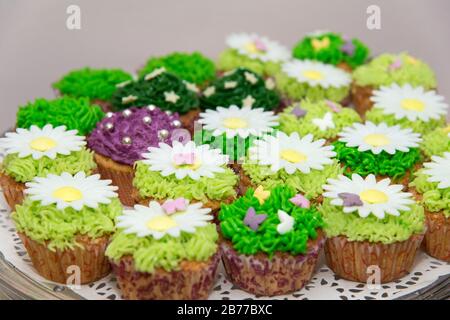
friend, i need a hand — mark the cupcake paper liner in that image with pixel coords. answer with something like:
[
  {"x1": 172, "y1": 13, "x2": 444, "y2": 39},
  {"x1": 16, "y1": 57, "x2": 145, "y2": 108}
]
[
  {"x1": 423, "y1": 212, "x2": 450, "y2": 262},
  {"x1": 325, "y1": 233, "x2": 424, "y2": 283},
  {"x1": 111, "y1": 253, "x2": 220, "y2": 300},
  {"x1": 220, "y1": 231, "x2": 325, "y2": 296},
  {"x1": 19, "y1": 233, "x2": 111, "y2": 284},
  {"x1": 0, "y1": 172, "x2": 25, "y2": 209},
  {"x1": 94, "y1": 153, "x2": 135, "y2": 206},
  {"x1": 351, "y1": 83, "x2": 374, "y2": 117}
]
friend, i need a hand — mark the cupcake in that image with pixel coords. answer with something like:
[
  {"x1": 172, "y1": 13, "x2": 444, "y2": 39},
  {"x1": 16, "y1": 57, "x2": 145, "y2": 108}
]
[
  {"x1": 138, "y1": 51, "x2": 216, "y2": 87},
  {"x1": 53, "y1": 67, "x2": 133, "y2": 112},
  {"x1": 240, "y1": 131, "x2": 342, "y2": 200},
  {"x1": 321, "y1": 174, "x2": 425, "y2": 283},
  {"x1": 366, "y1": 84, "x2": 448, "y2": 135},
  {"x1": 279, "y1": 99, "x2": 361, "y2": 141},
  {"x1": 275, "y1": 59, "x2": 351, "y2": 103},
  {"x1": 421, "y1": 126, "x2": 450, "y2": 158},
  {"x1": 200, "y1": 67, "x2": 281, "y2": 111},
  {"x1": 106, "y1": 199, "x2": 219, "y2": 299},
  {"x1": 410, "y1": 153, "x2": 450, "y2": 261},
  {"x1": 16, "y1": 96, "x2": 104, "y2": 135},
  {"x1": 219, "y1": 185, "x2": 325, "y2": 296},
  {"x1": 352, "y1": 53, "x2": 437, "y2": 116},
  {"x1": 110, "y1": 68, "x2": 199, "y2": 131},
  {"x1": 196, "y1": 105, "x2": 279, "y2": 161},
  {"x1": 0, "y1": 125, "x2": 96, "y2": 209},
  {"x1": 87, "y1": 107, "x2": 182, "y2": 206},
  {"x1": 332, "y1": 122, "x2": 422, "y2": 184},
  {"x1": 13, "y1": 172, "x2": 121, "y2": 284},
  {"x1": 217, "y1": 33, "x2": 290, "y2": 77},
  {"x1": 292, "y1": 31, "x2": 370, "y2": 72},
  {"x1": 132, "y1": 141, "x2": 238, "y2": 215}
]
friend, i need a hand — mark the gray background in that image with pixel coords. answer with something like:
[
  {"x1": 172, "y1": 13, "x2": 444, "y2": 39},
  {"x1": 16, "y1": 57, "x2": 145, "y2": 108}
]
[{"x1": 1, "y1": 0, "x2": 449, "y2": 130}]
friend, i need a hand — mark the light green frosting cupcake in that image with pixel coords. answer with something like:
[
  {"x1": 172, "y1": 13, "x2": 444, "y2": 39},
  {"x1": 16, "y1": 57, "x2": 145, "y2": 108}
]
[
  {"x1": 319, "y1": 199, "x2": 425, "y2": 244},
  {"x1": 353, "y1": 53, "x2": 437, "y2": 89},
  {"x1": 217, "y1": 48, "x2": 281, "y2": 76},
  {"x1": 106, "y1": 223, "x2": 218, "y2": 273},
  {"x1": 410, "y1": 169, "x2": 450, "y2": 218},
  {"x1": 13, "y1": 198, "x2": 122, "y2": 251},
  {"x1": 133, "y1": 161, "x2": 237, "y2": 202},
  {"x1": 420, "y1": 127, "x2": 450, "y2": 158},
  {"x1": 1, "y1": 149, "x2": 96, "y2": 183},
  {"x1": 279, "y1": 100, "x2": 361, "y2": 140}
]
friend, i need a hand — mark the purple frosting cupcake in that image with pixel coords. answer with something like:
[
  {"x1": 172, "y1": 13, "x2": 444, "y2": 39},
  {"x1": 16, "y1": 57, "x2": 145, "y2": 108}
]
[{"x1": 88, "y1": 106, "x2": 181, "y2": 165}]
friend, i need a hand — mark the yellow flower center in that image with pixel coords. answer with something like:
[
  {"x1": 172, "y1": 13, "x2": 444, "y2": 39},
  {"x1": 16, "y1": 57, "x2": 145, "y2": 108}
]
[
  {"x1": 223, "y1": 117, "x2": 248, "y2": 129},
  {"x1": 364, "y1": 133, "x2": 391, "y2": 147},
  {"x1": 147, "y1": 215, "x2": 177, "y2": 231},
  {"x1": 280, "y1": 149, "x2": 307, "y2": 163},
  {"x1": 406, "y1": 56, "x2": 419, "y2": 65},
  {"x1": 311, "y1": 37, "x2": 330, "y2": 51},
  {"x1": 303, "y1": 70, "x2": 324, "y2": 81},
  {"x1": 29, "y1": 137, "x2": 57, "y2": 152},
  {"x1": 52, "y1": 186, "x2": 83, "y2": 202},
  {"x1": 244, "y1": 42, "x2": 261, "y2": 54},
  {"x1": 360, "y1": 189, "x2": 388, "y2": 204},
  {"x1": 175, "y1": 160, "x2": 202, "y2": 170},
  {"x1": 401, "y1": 98, "x2": 425, "y2": 112}
]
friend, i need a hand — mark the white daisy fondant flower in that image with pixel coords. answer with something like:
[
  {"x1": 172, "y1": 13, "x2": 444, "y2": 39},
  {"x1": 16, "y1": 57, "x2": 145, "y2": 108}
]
[
  {"x1": 226, "y1": 33, "x2": 290, "y2": 62},
  {"x1": 249, "y1": 132, "x2": 336, "y2": 174},
  {"x1": 24, "y1": 172, "x2": 118, "y2": 211},
  {"x1": 142, "y1": 141, "x2": 228, "y2": 180},
  {"x1": 371, "y1": 84, "x2": 448, "y2": 122},
  {"x1": 422, "y1": 152, "x2": 450, "y2": 189},
  {"x1": 281, "y1": 60, "x2": 351, "y2": 88},
  {"x1": 116, "y1": 199, "x2": 212, "y2": 239},
  {"x1": 323, "y1": 174, "x2": 414, "y2": 219},
  {"x1": 338, "y1": 122, "x2": 421, "y2": 155},
  {"x1": 198, "y1": 105, "x2": 279, "y2": 139},
  {"x1": 0, "y1": 124, "x2": 86, "y2": 160}
]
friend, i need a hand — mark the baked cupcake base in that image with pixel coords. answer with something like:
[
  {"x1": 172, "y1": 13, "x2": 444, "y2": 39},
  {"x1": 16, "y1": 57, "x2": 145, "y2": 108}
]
[
  {"x1": 94, "y1": 153, "x2": 134, "y2": 207},
  {"x1": 351, "y1": 83, "x2": 374, "y2": 117},
  {"x1": 324, "y1": 233, "x2": 424, "y2": 283},
  {"x1": 111, "y1": 253, "x2": 220, "y2": 300},
  {"x1": 0, "y1": 172, "x2": 25, "y2": 209},
  {"x1": 19, "y1": 233, "x2": 110, "y2": 284},
  {"x1": 423, "y1": 212, "x2": 450, "y2": 262},
  {"x1": 220, "y1": 231, "x2": 325, "y2": 296}
]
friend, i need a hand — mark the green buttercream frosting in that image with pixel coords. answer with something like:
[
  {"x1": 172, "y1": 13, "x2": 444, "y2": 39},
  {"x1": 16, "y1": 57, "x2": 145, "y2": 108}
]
[
  {"x1": 275, "y1": 68, "x2": 350, "y2": 102},
  {"x1": 219, "y1": 185, "x2": 324, "y2": 256},
  {"x1": 106, "y1": 223, "x2": 218, "y2": 273},
  {"x1": 110, "y1": 72, "x2": 199, "y2": 114},
  {"x1": 279, "y1": 100, "x2": 361, "y2": 139},
  {"x1": 242, "y1": 159, "x2": 343, "y2": 199},
  {"x1": 410, "y1": 170, "x2": 450, "y2": 217},
  {"x1": 217, "y1": 49, "x2": 282, "y2": 76},
  {"x1": 420, "y1": 127, "x2": 450, "y2": 158},
  {"x1": 1, "y1": 149, "x2": 96, "y2": 183},
  {"x1": 53, "y1": 68, "x2": 132, "y2": 100},
  {"x1": 292, "y1": 32, "x2": 370, "y2": 69},
  {"x1": 366, "y1": 107, "x2": 445, "y2": 136},
  {"x1": 332, "y1": 141, "x2": 421, "y2": 179},
  {"x1": 319, "y1": 199, "x2": 425, "y2": 244},
  {"x1": 138, "y1": 52, "x2": 216, "y2": 85},
  {"x1": 353, "y1": 53, "x2": 437, "y2": 89},
  {"x1": 133, "y1": 161, "x2": 237, "y2": 202},
  {"x1": 200, "y1": 68, "x2": 280, "y2": 111},
  {"x1": 13, "y1": 198, "x2": 122, "y2": 251},
  {"x1": 16, "y1": 97, "x2": 105, "y2": 135}
]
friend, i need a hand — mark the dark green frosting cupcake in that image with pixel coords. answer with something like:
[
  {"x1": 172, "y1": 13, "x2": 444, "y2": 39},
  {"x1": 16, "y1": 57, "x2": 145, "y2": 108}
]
[
  {"x1": 292, "y1": 32, "x2": 370, "y2": 69},
  {"x1": 138, "y1": 52, "x2": 216, "y2": 85},
  {"x1": 53, "y1": 67, "x2": 132, "y2": 101},
  {"x1": 200, "y1": 68, "x2": 280, "y2": 111},
  {"x1": 16, "y1": 97, "x2": 104, "y2": 135},
  {"x1": 110, "y1": 70, "x2": 199, "y2": 114}
]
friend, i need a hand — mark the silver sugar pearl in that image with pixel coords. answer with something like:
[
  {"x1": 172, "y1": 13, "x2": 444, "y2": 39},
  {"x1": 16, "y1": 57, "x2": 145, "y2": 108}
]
[
  {"x1": 106, "y1": 112, "x2": 114, "y2": 118},
  {"x1": 104, "y1": 122, "x2": 114, "y2": 130},
  {"x1": 158, "y1": 129, "x2": 169, "y2": 140},
  {"x1": 122, "y1": 136, "x2": 132, "y2": 145},
  {"x1": 147, "y1": 104, "x2": 156, "y2": 111},
  {"x1": 122, "y1": 109, "x2": 132, "y2": 117},
  {"x1": 143, "y1": 116, "x2": 152, "y2": 124},
  {"x1": 165, "y1": 110, "x2": 173, "y2": 116},
  {"x1": 172, "y1": 120, "x2": 181, "y2": 128}
]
